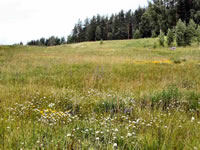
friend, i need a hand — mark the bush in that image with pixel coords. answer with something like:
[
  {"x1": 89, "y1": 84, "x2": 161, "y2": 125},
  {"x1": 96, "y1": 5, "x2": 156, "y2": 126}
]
[
  {"x1": 100, "y1": 39, "x2": 103, "y2": 45},
  {"x1": 150, "y1": 86, "x2": 181, "y2": 111},
  {"x1": 153, "y1": 42, "x2": 157, "y2": 49},
  {"x1": 133, "y1": 29, "x2": 141, "y2": 39},
  {"x1": 151, "y1": 30, "x2": 157, "y2": 38},
  {"x1": 175, "y1": 19, "x2": 186, "y2": 46},
  {"x1": 167, "y1": 29, "x2": 174, "y2": 46},
  {"x1": 159, "y1": 30, "x2": 165, "y2": 46}
]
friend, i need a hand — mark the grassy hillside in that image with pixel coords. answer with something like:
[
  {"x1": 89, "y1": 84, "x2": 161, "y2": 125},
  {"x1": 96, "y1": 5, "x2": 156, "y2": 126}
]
[{"x1": 0, "y1": 38, "x2": 200, "y2": 149}]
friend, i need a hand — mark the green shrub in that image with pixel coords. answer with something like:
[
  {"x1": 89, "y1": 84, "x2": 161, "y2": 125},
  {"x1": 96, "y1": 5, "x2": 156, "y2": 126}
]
[
  {"x1": 100, "y1": 39, "x2": 103, "y2": 45},
  {"x1": 153, "y1": 42, "x2": 157, "y2": 49},
  {"x1": 159, "y1": 30, "x2": 165, "y2": 47},
  {"x1": 186, "y1": 91, "x2": 200, "y2": 111},
  {"x1": 150, "y1": 86, "x2": 182, "y2": 110},
  {"x1": 173, "y1": 59, "x2": 181, "y2": 64},
  {"x1": 151, "y1": 30, "x2": 157, "y2": 38},
  {"x1": 133, "y1": 29, "x2": 141, "y2": 39}
]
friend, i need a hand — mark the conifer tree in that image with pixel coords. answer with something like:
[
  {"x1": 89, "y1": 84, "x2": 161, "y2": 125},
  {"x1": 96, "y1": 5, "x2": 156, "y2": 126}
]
[
  {"x1": 185, "y1": 19, "x2": 196, "y2": 45},
  {"x1": 159, "y1": 30, "x2": 165, "y2": 47},
  {"x1": 95, "y1": 26, "x2": 102, "y2": 41},
  {"x1": 167, "y1": 29, "x2": 174, "y2": 46},
  {"x1": 175, "y1": 19, "x2": 187, "y2": 46}
]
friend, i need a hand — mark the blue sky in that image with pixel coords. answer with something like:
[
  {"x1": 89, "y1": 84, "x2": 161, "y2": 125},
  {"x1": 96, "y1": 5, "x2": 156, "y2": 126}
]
[{"x1": 0, "y1": 0, "x2": 147, "y2": 45}]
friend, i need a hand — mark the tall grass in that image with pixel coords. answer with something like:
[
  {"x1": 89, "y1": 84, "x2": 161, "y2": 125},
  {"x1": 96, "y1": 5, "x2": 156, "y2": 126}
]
[{"x1": 0, "y1": 39, "x2": 200, "y2": 149}]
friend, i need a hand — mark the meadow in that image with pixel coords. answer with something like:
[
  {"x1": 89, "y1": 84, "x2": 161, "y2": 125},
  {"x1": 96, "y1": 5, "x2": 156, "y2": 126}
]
[{"x1": 0, "y1": 38, "x2": 200, "y2": 149}]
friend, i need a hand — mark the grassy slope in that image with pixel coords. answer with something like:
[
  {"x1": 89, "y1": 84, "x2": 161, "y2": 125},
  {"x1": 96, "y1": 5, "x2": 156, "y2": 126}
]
[{"x1": 0, "y1": 38, "x2": 200, "y2": 149}]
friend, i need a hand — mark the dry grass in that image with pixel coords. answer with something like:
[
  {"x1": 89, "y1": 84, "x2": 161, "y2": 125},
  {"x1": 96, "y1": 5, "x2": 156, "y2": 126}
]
[{"x1": 0, "y1": 38, "x2": 200, "y2": 149}]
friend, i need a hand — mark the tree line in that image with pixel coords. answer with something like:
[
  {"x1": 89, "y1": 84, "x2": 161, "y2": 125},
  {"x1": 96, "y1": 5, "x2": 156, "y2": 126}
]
[
  {"x1": 157, "y1": 19, "x2": 200, "y2": 47},
  {"x1": 67, "y1": 0, "x2": 200, "y2": 44},
  {"x1": 27, "y1": 36, "x2": 66, "y2": 46}
]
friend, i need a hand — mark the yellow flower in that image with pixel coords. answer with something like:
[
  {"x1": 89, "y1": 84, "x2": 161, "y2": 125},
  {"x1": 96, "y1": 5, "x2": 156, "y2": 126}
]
[{"x1": 40, "y1": 110, "x2": 44, "y2": 115}]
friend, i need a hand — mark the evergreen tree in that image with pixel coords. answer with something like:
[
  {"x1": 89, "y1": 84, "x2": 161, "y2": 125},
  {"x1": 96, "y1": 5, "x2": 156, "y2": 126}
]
[
  {"x1": 185, "y1": 19, "x2": 196, "y2": 45},
  {"x1": 95, "y1": 26, "x2": 102, "y2": 41},
  {"x1": 159, "y1": 30, "x2": 165, "y2": 46},
  {"x1": 139, "y1": 11, "x2": 152, "y2": 38},
  {"x1": 61, "y1": 37, "x2": 65, "y2": 44},
  {"x1": 175, "y1": 19, "x2": 187, "y2": 46},
  {"x1": 40, "y1": 38, "x2": 46, "y2": 46},
  {"x1": 167, "y1": 29, "x2": 174, "y2": 46}
]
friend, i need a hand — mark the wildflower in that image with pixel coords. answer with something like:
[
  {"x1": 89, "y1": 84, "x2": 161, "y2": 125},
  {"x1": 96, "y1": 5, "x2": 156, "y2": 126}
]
[
  {"x1": 96, "y1": 137, "x2": 99, "y2": 140},
  {"x1": 48, "y1": 103, "x2": 55, "y2": 108},
  {"x1": 96, "y1": 131, "x2": 100, "y2": 134},
  {"x1": 40, "y1": 110, "x2": 44, "y2": 115},
  {"x1": 113, "y1": 143, "x2": 117, "y2": 147},
  {"x1": 114, "y1": 128, "x2": 118, "y2": 132},
  {"x1": 191, "y1": 117, "x2": 195, "y2": 122},
  {"x1": 127, "y1": 133, "x2": 132, "y2": 137},
  {"x1": 67, "y1": 134, "x2": 71, "y2": 137}
]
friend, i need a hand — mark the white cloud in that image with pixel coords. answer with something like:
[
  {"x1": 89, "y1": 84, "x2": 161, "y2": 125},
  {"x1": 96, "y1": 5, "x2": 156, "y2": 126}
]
[{"x1": 0, "y1": 0, "x2": 147, "y2": 45}]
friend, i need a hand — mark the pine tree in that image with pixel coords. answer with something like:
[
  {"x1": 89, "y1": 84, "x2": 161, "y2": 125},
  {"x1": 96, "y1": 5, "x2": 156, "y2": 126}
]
[
  {"x1": 159, "y1": 30, "x2": 165, "y2": 47},
  {"x1": 185, "y1": 19, "x2": 196, "y2": 45},
  {"x1": 95, "y1": 26, "x2": 102, "y2": 41},
  {"x1": 175, "y1": 19, "x2": 187, "y2": 46},
  {"x1": 167, "y1": 29, "x2": 174, "y2": 46}
]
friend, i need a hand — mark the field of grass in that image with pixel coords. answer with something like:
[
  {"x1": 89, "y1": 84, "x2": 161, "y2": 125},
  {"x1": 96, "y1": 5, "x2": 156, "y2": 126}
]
[{"x1": 0, "y1": 38, "x2": 200, "y2": 149}]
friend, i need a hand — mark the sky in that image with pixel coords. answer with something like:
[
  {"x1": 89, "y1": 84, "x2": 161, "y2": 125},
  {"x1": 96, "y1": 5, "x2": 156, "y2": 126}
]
[{"x1": 0, "y1": 0, "x2": 147, "y2": 45}]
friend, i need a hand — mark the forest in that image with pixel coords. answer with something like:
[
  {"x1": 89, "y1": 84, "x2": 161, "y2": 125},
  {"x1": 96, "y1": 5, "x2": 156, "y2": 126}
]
[
  {"x1": 26, "y1": 0, "x2": 200, "y2": 46},
  {"x1": 66, "y1": 0, "x2": 200, "y2": 44}
]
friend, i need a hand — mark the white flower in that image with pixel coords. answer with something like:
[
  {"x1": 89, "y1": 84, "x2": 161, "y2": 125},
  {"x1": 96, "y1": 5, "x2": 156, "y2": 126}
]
[
  {"x1": 127, "y1": 133, "x2": 132, "y2": 137},
  {"x1": 114, "y1": 128, "x2": 118, "y2": 132},
  {"x1": 48, "y1": 103, "x2": 55, "y2": 108},
  {"x1": 96, "y1": 137, "x2": 99, "y2": 140},
  {"x1": 96, "y1": 131, "x2": 100, "y2": 134},
  {"x1": 113, "y1": 143, "x2": 117, "y2": 147},
  {"x1": 67, "y1": 133, "x2": 71, "y2": 137},
  {"x1": 191, "y1": 117, "x2": 195, "y2": 121}
]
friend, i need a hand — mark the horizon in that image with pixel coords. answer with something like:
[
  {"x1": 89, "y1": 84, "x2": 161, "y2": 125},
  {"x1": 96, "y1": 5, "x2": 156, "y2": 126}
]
[{"x1": 0, "y1": 0, "x2": 147, "y2": 45}]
